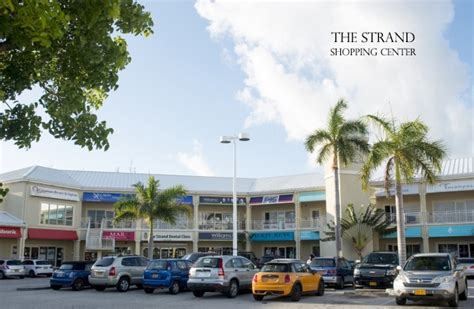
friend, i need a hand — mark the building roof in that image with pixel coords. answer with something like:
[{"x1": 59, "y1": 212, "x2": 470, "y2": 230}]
[{"x1": 0, "y1": 211, "x2": 25, "y2": 227}]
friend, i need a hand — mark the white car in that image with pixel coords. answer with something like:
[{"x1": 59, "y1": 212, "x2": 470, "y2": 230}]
[
  {"x1": 22, "y1": 260, "x2": 53, "y2": 277},
  {"x1": 457, "y1": 258, "x2": 474, "y2": 278}
]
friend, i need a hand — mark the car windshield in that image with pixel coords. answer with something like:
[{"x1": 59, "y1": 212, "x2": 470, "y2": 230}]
[
  {"x1": 6, "y1": 260, "x2": 22, "y2": 265},
  {"x1": 36, "y1": 261, "x2": 50, "y2": 265},
  {"x1": 363, "y1": 253, "x2": 398, "y2": 265},
  {"x1": 311, "y1": 259, "x2": 335, "y2": 267},
  {"x1": 95, "y1": 257, "x2": 115, "y2": 267},
  {"x1": 195, "y1": 257, "x2": 220, "y2": 268},
  {"x1": 404, "y1": 256, "x2": 451, "y2": 271},
  {"x1": 182, "y1": 254, "x2": 193, "y2": 260},
  {"x1": 147, "y1": 261, "x2": 169, "y2": 270},
  {"x1": 261, "y1": 263, "x2": 290, "y2": 272},
  {"x1": 59, "y1": 263, "x2": 84, "y2": 271}
]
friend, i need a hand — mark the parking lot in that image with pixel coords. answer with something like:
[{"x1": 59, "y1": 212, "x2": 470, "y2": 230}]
[{"x1": 1, "y1": 277, "x2": 473, "y2": 309}]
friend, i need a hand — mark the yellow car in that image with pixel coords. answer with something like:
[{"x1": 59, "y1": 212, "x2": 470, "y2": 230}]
[{"x1": 252, "y1": 259, "x2": 324, "y2": 301}]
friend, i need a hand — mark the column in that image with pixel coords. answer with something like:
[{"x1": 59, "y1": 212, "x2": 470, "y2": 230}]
[
  {"x1": 192, "y1": 195, "x2": 199, "y2": 252},
  {"x1": 73, "y1": 240, "x2": 80, "y2": 260},
  {"x1": 135, "y1": 218, "x2": 141, "y2": 255},
  {"x1": 246, "y1": 197, "x2": 252, "y2": 252},
  {"x1": 294, "y1": 193, "x2": 301, "y2": 259},
  {"x1": 18, "y1": 227, "x2": 27, "y2": 260},
  {"x1": 419, "y1": 183, "x2": 429, "y2": 253}
]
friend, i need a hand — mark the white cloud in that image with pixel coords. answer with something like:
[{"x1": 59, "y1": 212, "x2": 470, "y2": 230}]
[
  {"x1": 196, "y1": 0, "x2": 473, "y2": 157},
  {"x1": 177, "y1": 140, "x2": 215, "y2": 176}
]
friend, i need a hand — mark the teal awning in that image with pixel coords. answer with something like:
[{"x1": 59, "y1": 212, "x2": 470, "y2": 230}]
[
  {"x1": 299, "y1": 191, "x2": 325, "y2": 202},
  {"x1": 300, "y1": 231, "x2": 320, "y2": 240},
  {"x1": 382, "y1": 227, "x2": 422, "y2": 239},
  {"x1": 428, "y1": 225, "x2": 474, "y2": 237}
]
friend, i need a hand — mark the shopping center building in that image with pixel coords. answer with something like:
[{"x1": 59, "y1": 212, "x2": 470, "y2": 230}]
[{"x1": 0, "y1": 157, "x2": 472, "y2": 265}]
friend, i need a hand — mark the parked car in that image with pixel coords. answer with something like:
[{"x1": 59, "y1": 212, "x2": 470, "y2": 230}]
[
  {"x1": 143, "y1": 259, "x2": 193, "y2": 294},
  {"x1": 257, "y1": 255, "x2": 282, "y2": 268},
  {"x1": 89, "y1": 255, "x2": 148, "y2": 292},
  {"x1": 0, "y1": 259, "x2": 25, "y2": 279},
  {"x1": 393, "y1": 253, "x2": 468, "y2": 307},
  {"x1": 252, "y1": 259, "x2": 324, "y2": 302},
  {"x1": 23, "y1": 260, "x2": 53, "y2": 277},
  {"x1": 457, "y1": 258, "x2": 474, "y2": 278},
  {"x1": 182, "y1": 252, "x2": 215, "y2": 264},
  {"x1": 238, "y1": 252, "x2": 259, "y2": 267},
  {"x1": 309, "y1": 257, "x2": 353, "y2": 289},
  {"x1": 50, "y1": 261, "x2": 94, "y2": 291},
  {"x1": 188, "y1": 255, "x2": 258, "y2": 298},
  {"x1": 353, "y1": 252, "x2": 398, "y2": 288}
]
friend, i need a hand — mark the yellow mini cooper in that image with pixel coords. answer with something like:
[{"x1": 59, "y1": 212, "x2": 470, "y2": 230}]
[{"x1": 252, "y1": 259, "x2": 324, "y2": 301}]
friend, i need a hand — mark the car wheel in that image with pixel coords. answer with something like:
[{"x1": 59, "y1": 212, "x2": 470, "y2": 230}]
[
  {"x1": 169, "y1": 280, "x2": 180, "y2": 295},
  {"x1": 395, "y1": 297, "x2": 406, "y2": 305},
  {"x1": 253, "y1": 294, "x2": 264, "y2": 301},
  {"x1": 144, "y1": 287, "x2": 154, "y2": 294},
  {"x1": 290, "y1": 283, "x2": 302, "y2": 302},
  {"x1": 50, "y1": 285, "x2": 61, "y2": 290},
  {"x1": 29, "y1": 270, "x2": 35, "y2": 278},
  {"x1": 193, "y1": 290, "x2": 205, "y2": 297},
  {"x1": 93, "y1": 285, "x2": 106, "y2": 291},
  {"x1": 72, "y1": 278, "x2": 84, "y2": 291},
  {"x1": 136, "y1": 284, "x2": 143, "y2": 289},
  {"x1": 459, "y1": 281, "x2": 468, "y2": 301},
  {"x1": 19, "y1": 276, "x2": 25, "y2": 279},
  {"x1": 316, "y1": 280, "x2": 325, "y2": 296},
  {"x1": 116, "y1": 277, "x2": 130, "y2": 292},
  {"x1": 448, "y1": 286, "x2": 459, "y2": 307},
  {"x1": 227, "y1": 279, "x2": 239, "y2": 298},
  {"x1": 337, "y1": 277, "x2": 344, "y2": 289}
]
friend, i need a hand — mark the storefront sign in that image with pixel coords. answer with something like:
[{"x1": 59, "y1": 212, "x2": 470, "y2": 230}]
[
  {"x1": 375, "y1": 184, "x2": 419, "y2": 197},
  {"x1": 0, "y1": 226, "x2": 21, "y2": 238},
  {"x1": 83, "y1": 192, "x2": 132, "y2": 203},
  {"x1": 300, "y1": 231, "x2": 320, "y2": 240},
  {"x1": 428, "y1": 225, "x2": 474, "y2": 238},
  {"x1": 176, "y1": 195, "x2": 193, "y2": 205},
  {"x1": 249, "y1": 194, "x2": 294, "y2": 205},
  {"x1": 199, "y1": 232, "x2": 245, "y2": 240},
  {"x1": 250, "y1": 231, "x2": 294, "y2": 241},
  {"x1": 299, "y1": 192, "x2": 325, "y2": 202},
  {"x1": 427, "y1": 180, "x2": 474, "y2": 194},
  {"x1": 102, "y1": 231, "x2": 135, "y2": 241},
  {"x1": 142, "y1": 231, "x2": 193, "y2": 241},
  {"x1": 199, "y1": 196, "x2": 246, "y2": 205},
  {"x1": 382, "y1": 227, "x2": 422, "y2": 239},
  {"x1": 30, "y1": 185, "x2": 79, "y2": 201}
]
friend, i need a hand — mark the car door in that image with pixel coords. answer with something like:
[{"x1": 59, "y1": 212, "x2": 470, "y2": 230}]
[
  {"x1": 176, "y1": 260, "x2": 189, "y2": 286},
  {"x1": 232, "y1": 258, "x2": 245, "y2": 286},
  {"x1": 340, "y1": 259, "x2": 353, "y2": 282},
  {"x1": 239, "y1": 258, "x2": 256, "y2": 287},
  {"x1": 294, "y1": 262, "x2": 309, "y2": 292}
]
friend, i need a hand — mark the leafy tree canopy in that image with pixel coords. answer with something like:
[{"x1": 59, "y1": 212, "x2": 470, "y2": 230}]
[
  {"x1": 0, "y1": 182, "x2": 8, "y2": 203},
  {"x1": 0, "y1": 0, "x2": 153, "y2": 150}
]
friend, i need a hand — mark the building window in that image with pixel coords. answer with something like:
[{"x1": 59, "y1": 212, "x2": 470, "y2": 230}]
[
  {"x1": 438, "y1": 243, "x2": 474, "y2": 258},
  {"x1": 433, "y1": 200, "x2": 474, "y2": 223},
  {"x1": 387, "y1": 244, "x2": 421, "y2": 257},
  {"x1": 40, "y1": 203, "x2": 73, "y2": 226},
  {"x1": 312, "y1": 245, "x2": 320, "y2": 257},
  {"x1": 87, "y1": 210, "x2": 114, "y2": 228},
  {"x1": 263, "y1": 247, "x2": 295, "y2": 258},
  {"x1": 263, "y1": 211, "x2": 295, "y2": 229}
]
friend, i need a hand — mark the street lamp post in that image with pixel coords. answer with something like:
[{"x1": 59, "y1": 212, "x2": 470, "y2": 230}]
[{"x1": 220, "y1": 133, "x2": 250, "y2": 256}]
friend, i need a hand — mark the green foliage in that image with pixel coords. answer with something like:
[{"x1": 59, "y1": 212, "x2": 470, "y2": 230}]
[
  {"x1": 323, "y1": 204, "x2": 391, "y2": 259},
  {"x1": 0, "y1": 182, "x2": 8, "y2": 203},
  {"x1": 0, "y1": 0, "x2": 153, "y2": 149}
]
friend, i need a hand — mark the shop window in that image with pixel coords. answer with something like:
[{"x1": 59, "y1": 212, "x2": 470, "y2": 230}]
[
  {"x1": 438, "y1": 243, "x2": 474, "y2": 258},
  {"x1": 87, "y1": 210, "x2": 114, "y2": 228},
  {"x1": 40, "y1": 202, "x2": 73, "y2": 226},
  {"x1": 387, "y1": 244, "x2": 421, "y2": 257},
  {"x1": 312, "y1": 245, "x2": 320, "y2": 257}
]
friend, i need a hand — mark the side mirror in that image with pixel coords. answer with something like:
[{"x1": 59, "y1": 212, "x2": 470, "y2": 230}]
[
  {"x1": 396, "y1": 265, "x2": 402, "y2": 272},
  {"x1": 355, "y1": 260, "x2": 361, "y2": 264}
]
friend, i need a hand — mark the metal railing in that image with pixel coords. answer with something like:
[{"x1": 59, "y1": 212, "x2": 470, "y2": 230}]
[
  {"x1": 154, "y1": 220, "x2": 193, "y2": 230},
  {"x1": 386, "y1": 212, "x2": 421, "y2": 225},
  {"x1": 428, "y1": 210, "x2": 474, "y2": 224},
  {"x1": 80, "y1": 217, "x2": 135, "y2": 229},
  {"x1": 251, "y1": 220, "x2": 296, "y2": 230},
  {"x1": 300, "y1": 218, "x2": 324, "y2": 229},
  {"x1": 85, "y1": 236, "x2": 115, "y2": 250},
  {"x1": 198, "y1": 221, "x2": 246, "y2": 230}
]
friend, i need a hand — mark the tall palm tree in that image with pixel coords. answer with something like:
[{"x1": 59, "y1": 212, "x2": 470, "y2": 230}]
[
  {"x1": 361, "y1": 115, "x2": 446, "y2": 265},
  {"x1": 323, "y1": 204, "x2": 391, "y2": 261},
  {"x1": 114, "y1": 176, "x2": 189, "y2": 259},
  {"x1": 305, "y1": 99, "x2": 369, "y2": 257}
]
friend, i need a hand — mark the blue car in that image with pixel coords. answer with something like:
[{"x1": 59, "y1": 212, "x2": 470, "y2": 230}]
[
  {"x1": 50, "y1": 261, "x2": 94, "y2": 291},
  {"x1": 143, "y1": 259, "x2": 193, "y2": 294},
  {"x1": 309, "y1": 257, "x2": 354, "y2": 289}
]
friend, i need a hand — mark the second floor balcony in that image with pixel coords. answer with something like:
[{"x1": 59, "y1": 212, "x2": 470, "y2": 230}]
[
  {"x1": 80, "y1": 217, "x2": 136, "y2": 229},
  {"x1": 386, "y1": 212, "x2": 421, "y2": 225},
  {"x1": 198, "y1": 220, "x2": 246, "y2": 230},
  {"x1": 428, "y1": 210, "x2": 474, "y2": 224},
  {"x1": 251, "y1": 220, "x2": 296, "y2": 230}
]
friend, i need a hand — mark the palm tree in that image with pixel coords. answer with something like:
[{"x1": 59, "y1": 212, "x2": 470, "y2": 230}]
[
  {"x1": 323, "y1": 204, "x2": 391, "y2": 261},
  {"x1": 114, "y1": 176, "x2": 189, "y2": 259},
  {"x1": 305, "y1": 99, "x2": 369, "y2": 257},
  {"x1": 361, "y1": 115, "x2": 446, "y2": 265}
]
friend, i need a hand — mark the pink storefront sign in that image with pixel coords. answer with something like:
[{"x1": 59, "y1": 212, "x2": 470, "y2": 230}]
[{"x1": 102, "y1": 231, "x2": 135, "y2": 241}]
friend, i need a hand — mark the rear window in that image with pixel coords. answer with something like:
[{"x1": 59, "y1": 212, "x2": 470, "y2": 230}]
[
  {"x1": 195, "y1": 257, "x2": 220, "y2": 268},
  {"x1": 147, "y1": 261, "x2": 169, "y2": 270},
  {"x1": 35, "y1": 261, "x2": 50, "y2": 265},
  {"x1": 311, "y1": 258, "x2": 335, "y2": 267},
  {"x1": 6, "y1": 260, "x2": 22, "y2": 266},
  {"x1": 95, "y1": 257, "x2": 115, "y2": 267},
  {"x1": 59, "y1": 263, "x2": 85, "y2": 271},
  {"x1": 458, "y1": 258, "x2": 474, "y2": 264},
  {"x1": 404, "y1": 256, "x2": 451, "y2": 271},
  {"x1": 363, "y1": 253, "x2": 398, "y2": 265},
  {"x1": 261, "y1": 263, "x2": 290, "y2": 272}
]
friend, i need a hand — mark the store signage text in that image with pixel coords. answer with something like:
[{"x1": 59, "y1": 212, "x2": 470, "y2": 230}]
[
  {"x1": 0, "y1": 226, "x2": 21, "y2": 238},
  {"x1": 199, "y1": 196, "x2": 246, "y2": 205},
  {"x1": 199, "y1": 232, "x2": 245, "y2": 240},
  {"x1": 102, "y1": 231, "x2": 135, "y2": 241},
  {"x1": 143, "y1": 231, "x2": 193, "y2": 241},
  {"x1": 250, "y1": 231, "x2": 294, "y2": 241},
  {"x1": 427, "y1": 180, "x2": 474, "y2": 193},
  {"x1": 30, "y1": 185, "x2": 79, "y2": 201},
  {"x1": 249, "y1": 194, "x2": 294, "y2": 205}
]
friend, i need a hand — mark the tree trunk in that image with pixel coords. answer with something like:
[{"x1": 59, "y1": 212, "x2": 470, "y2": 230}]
[
  {"x1": 334, "y1": 166, "x2": 342, "y2": 257},
  {"x1": 148, "y1": 219, "x2": 154, "y2": 259},
  {"x1": 395, "y1": 179, "x2": 407, "y2": 266}
]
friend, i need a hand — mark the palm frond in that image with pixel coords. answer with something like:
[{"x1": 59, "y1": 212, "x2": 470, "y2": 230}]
[{"x1": 305, "y1": 130, "x2": 332, "y2": 152}]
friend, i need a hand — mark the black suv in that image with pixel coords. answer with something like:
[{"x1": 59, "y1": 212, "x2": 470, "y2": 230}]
[
  {"x1": 354, "y1": 252, "x2": 398, "y2": 288},
  {"x1": 238, "y1": 251, "x2": 260, "y2": 267}
]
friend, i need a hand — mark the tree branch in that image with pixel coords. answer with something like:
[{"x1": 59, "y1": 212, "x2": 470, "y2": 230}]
[{"x1": 0, "y1": 40, "x2": 12, "y2": 53}]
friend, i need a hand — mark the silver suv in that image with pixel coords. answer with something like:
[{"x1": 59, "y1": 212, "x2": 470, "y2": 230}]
[
  {"x1": 89, "y1": 255, "x2": 148, "y2": 292},
  {"x1": 0, "y1": 259, "x2": 25, "y2": 279},
  {"x1": 393, "y1": 253, "x2": 468, "y2": 307},
  {"x1": 188, "y1": 255, "x2": 258, "y2": 298}
]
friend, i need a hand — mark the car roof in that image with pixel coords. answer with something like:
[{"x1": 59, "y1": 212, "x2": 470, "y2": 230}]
[
  {"x1": 411, "y1": 253, "x2": 451, "y2": 257},
  {"x1": 266, "y1": 259, "x2": 303, "y2": 264},
  {"x1": 62, "y1": 261, "x2": 93, "y2": 264},
  {"x1": 150, "y1": 259, "x2": 188, "y2": 261}
]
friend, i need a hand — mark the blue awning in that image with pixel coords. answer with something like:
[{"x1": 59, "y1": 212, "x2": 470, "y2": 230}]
[
  {"x1": 300, "y1": 231, "x2": 320, "y2": 240},
  {"x1": 428, "y1": 225, "x2": 474, "y2": 237},
  {"x1": 250, "y1": 231, "x2": 294, "y2": 241},
  {"x1": 299, "y1": 191, "x2": 325, "y2": 202},
  {"x1": 382, "y1": 227, "x2": 422, "y2": 239}
]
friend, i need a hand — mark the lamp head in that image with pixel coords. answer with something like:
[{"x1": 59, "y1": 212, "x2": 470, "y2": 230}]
[
  {"x1": 220, "y1": 136, "x2": 231, "y2": 144},
  {"x1": 238, "y1": 133, "x2": 250, "y2": 141}
]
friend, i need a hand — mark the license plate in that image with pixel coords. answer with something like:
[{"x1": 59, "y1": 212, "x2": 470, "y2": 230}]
[
  {"x1": 95, "y1": 271, "x2": 105, "y2": 277},
  {"x1": 414, "y1": 289, "x2": 426, "y2": 296},
  {"x1": 152, "y1": 273, "x2": 158, "y2": 279},
  {"x1": 197, "y1": 271, "x2": 210, "y2": 277},
  {"x1": 369, "y1": 282, "x2": 377, "y2": 287}
]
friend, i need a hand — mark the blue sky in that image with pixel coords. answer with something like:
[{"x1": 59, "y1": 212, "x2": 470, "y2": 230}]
[{"x1": 0, "y1": 0, "x2": 472, "y2": 178}]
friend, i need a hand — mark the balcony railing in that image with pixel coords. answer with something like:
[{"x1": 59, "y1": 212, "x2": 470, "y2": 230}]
[
  {"x1": 300, "y1": 218, "x2": 324, "y2": 229},
  {"x1": 251, "y1": 220, "x2": 296, "y2": 230},
  {"x1": 85, "y1": 236, "x2": 115, "y2": 250},
  {"x1": 428, "y1": 211, "x2": 474, "y2": 224},
  {"x1": 80, "y1": 218, "x2": 136, "y2": 229},
  {"x1": 198, "y1": 221, "x2": 246, "y2": 230},
  {"x1": 386, "y1": 212, "x2": 421, "y2": 225},
  {"x1": 154, "y1": 220, "x2": 193, "y2": 230}
]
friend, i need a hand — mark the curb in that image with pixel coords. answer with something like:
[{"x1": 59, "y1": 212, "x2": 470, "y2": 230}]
[{"x1": 17, "y1": 287, "x2": 51, "y2": 291}]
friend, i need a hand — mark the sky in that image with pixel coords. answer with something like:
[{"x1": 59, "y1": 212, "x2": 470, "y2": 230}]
[{"x1": 0, "y1": 0, "x2": 472, "y2": 179}]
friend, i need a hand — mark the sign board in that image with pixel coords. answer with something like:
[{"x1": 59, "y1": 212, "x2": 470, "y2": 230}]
[
  {"x1": 0, "y1": 226, "x2": 21, "y2": 239},
  {"x1": 30, "y1": 185, "x2": 80, "y2": 201},
  {"x1": 102, "y1": 231, "x2": 135, "y2": 241},
  {"x1": 249, "y1": 194, "x2": 294, "y2": 205},
  {"x1": 427, "y1": 180, "x2": 474, "y2": 194},
  {"x1": 198, "y1": 232, "x2": 245, "y2": 241},
  {"x1": 250, "y1": 231, "x2": 294, "y2": 241},
  {"x1": 83, "y1": 192, "x2": 132, "y2": 203},
  {"x1": 428, "y1": 225, "x2": 474, "y2": 238},
  {"x1": 300, "y1": 230, "x2": 320, "y2": 240},
  {"x1": 375, "y1": 184, "x2": 419, "y2": 197},
  {"x1": 143, "y1": 231, "x2": 193, "y2": 241},
  {"x1": 199, "y1": 196, "x2": 246, "y2": 205}
]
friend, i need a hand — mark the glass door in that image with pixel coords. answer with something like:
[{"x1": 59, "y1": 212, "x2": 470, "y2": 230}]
[{"x1": 56, "y1": 248, "x2": 63, "y2": 266}]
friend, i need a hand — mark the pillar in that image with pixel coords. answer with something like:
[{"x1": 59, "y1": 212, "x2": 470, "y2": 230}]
[
  {"x1": 73, "y1": 240, "x2": 80, "y2": 260},
  {"x1": 419, "y1": 183, "x2": 429, "y2": 253},
  {"x1": 246, "y1": 197, "x2": 252, "y2": 252},
  {"x1": 192, "y1": 195, "x2": 199, "y2": 252},
  {"x1": 294, "y1": 193, "x2": 301, "y2": 259},
  {"x1": 18, "y1": 227, "x2": 27, "y2": 260}
]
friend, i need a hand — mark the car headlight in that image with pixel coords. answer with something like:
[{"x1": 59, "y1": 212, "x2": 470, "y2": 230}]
[
  {"x1": 432, "y1": 275, "x2": 454, "y2": 284},
  {"x1": 354, "y1": 268, "x2": 360, "y2": 276},
  {"x1": 386, "y1": 269, "x2": 397, "y2": 276},
  {"x1": 395, "y1": 272, "x2": 408, "y2": 283}
]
